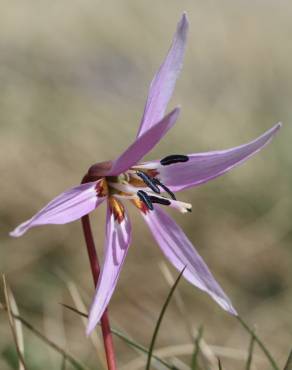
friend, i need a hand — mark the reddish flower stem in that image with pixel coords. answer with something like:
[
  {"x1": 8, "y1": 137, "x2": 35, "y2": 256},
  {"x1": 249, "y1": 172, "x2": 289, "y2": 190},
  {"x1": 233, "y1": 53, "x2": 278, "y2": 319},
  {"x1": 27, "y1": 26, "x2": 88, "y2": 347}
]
[{"x1": 81, "y1": 171, "x2": 116, "y2": 370}]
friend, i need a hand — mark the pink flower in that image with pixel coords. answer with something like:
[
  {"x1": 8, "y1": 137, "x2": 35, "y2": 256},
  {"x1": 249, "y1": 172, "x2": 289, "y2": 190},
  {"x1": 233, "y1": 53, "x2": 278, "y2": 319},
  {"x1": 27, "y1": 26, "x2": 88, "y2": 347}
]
[{"x1": 10, "y1": 13, "x2": 281, "y2": 334}]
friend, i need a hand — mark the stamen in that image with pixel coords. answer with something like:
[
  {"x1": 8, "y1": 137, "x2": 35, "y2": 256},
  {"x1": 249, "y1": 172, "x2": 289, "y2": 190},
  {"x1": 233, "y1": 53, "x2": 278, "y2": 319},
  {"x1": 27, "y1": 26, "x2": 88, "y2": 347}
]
[
  {"x1": 149, "y1": 196, "x2": 171, "y2": 206},
  {"x1": 136, "y1": 171, "x2": 161, "y2": 194},
  {"x1": 152, "y1": 178, "x2": 176, "y2": 200},
  {"x1": 160, "y1": 154, "x2": 189, "y2": 166},
  {"x1": 137, "y1": 190, "x2": 154, "y2": 211}
]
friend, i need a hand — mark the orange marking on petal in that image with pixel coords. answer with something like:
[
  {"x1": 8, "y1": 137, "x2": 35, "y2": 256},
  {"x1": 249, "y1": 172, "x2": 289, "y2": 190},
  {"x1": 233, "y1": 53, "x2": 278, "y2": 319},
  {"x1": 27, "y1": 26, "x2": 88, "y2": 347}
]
[
  {"x1": 96, "y1": 179, "x2": 108, "y2": 197},
  {"x1": 129, "y1": 177, "x2": 147, "y2": 188},
  {"x1": 131, "y1": 198, "x2": 150, "y2": 215},
  {"x1": 109, "y1": 197, "x2": 125, "y2": 223}
]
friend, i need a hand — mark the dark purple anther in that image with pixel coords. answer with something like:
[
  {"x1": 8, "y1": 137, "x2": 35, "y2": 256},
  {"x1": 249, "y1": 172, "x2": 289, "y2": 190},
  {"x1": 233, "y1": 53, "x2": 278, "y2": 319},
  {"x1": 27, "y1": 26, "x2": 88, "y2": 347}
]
[
  {"x1": 136, "y1": 171, "x2": 161, "y2": 194},
  {"x1": 160, "y1": 154, "x2": 189, "y2": 166},
  {"x1": 149, "y1": 196, "x2": 171, "y2": 206},
  {"x1": 137, "y1": 190, "x2": 154, "y2": 210},
  {"x1": 153, "y1": 178, "x2": 176, "y2": 200}
]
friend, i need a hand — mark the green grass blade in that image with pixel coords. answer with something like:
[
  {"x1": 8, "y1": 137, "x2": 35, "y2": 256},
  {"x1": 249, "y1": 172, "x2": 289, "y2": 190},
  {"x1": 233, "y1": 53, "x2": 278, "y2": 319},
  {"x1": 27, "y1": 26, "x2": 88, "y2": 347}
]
[
  {"x1": 284, "y1": 349, "x2": 292, "y2": 370},
  {"x1": 61, "y1": 355, "x2": 67, "y2": 370},
  {"x1": 191, "y1": 326, "x2": 203, "y2": 370},
  {"x1": 245, "y1": 330, "x2": 256, "y2": 370},
  {"x1": 236, "y1": 316, "x2": 280, "y2": 370},
  {"x1": 62, "y1": 303, "x2": 177, "y2": 370},
  {"x1": 145, "y1": 267, "x2": 186, "y2": 370}
]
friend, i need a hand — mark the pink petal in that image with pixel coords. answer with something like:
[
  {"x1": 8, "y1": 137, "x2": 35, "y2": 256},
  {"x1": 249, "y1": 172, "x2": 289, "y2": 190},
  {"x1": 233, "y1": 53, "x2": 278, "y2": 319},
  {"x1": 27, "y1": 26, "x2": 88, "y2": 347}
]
[
  {"x1": 87, "y1": 202, "x2": 131, "y2": 334},
  {"x1": 150, "y1": 123, "x2": 282, "y2": 192},
  {"x1": 108, "y1": 107, "x2": 180, "y2": 176},
  {"x1": 10, "y1": 181, "x2": 105, "y2": 237},
  {"x1": 136, "y1": 13, "x2": 188, "y2": 138},
  {"x1": 142, "y1": 206, "x2": 237, "y2": 315}
]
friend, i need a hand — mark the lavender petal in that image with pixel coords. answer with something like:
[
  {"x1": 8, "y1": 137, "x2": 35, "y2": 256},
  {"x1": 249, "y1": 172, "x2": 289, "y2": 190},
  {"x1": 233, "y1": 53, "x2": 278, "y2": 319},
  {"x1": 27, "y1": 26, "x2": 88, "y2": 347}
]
[
  {"x1": 146, "y1": 123, "x2": 282, "y2": 192},
  {"x1": 137, "y1": 13, "x2": 188, "y2": 138},
  {"x1": 142, "y1": 205, "x2": 237, "y2": 315},
  {"x1": 10, "y1": 181, "x2": 105, "y2": 237},
  {"x1": 108, "y1": 108, "x2": 180, "y2": 176},
  {"x1": 87, "y1": 202, "x2": 131, "y2": 334}
]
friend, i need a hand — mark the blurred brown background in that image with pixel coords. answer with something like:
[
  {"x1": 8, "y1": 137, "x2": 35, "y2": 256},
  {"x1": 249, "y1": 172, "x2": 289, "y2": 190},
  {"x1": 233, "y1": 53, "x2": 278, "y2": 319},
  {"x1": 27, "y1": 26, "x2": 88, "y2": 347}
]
[{"x1": 1, "y1": 1, "x2": 291, "y2": 369}]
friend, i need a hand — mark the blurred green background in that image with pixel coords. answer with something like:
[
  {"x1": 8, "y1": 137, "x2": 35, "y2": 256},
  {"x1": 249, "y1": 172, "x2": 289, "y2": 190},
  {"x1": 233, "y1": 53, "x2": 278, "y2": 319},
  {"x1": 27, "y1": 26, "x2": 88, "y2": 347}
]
[{"x1": 1, "y1": 1, "x2": 291, "y2": 369}]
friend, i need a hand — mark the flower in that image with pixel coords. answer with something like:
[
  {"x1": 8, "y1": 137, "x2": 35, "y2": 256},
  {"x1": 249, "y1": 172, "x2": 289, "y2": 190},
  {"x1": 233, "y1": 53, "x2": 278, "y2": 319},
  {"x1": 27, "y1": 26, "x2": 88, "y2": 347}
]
[{"x1": 10, "y1": 13, "x2": 281, "y2": 334}]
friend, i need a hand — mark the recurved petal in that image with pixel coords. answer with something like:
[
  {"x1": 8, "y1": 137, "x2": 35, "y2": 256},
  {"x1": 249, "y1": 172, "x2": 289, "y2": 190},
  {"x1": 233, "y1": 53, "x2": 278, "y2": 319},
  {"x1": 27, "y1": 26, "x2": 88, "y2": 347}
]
[
  {"x1": 136, "y1": 13, "x2": 188, "y2": 138},
  {"x1": 151, "y1": 122, "x2": 282, "y2": 192},
  {"x1": 142, "y1": 206, "x2": 237, "y2": 315},
  {"x1": 10, "y1": 181, "x2": 105, "y2": 237},
  {"x1": 87, "y1": 201, "x2": 131, "y2": 334},
  {"x1": 108, "y1": 107, "x2": 180, "y2": 176}
]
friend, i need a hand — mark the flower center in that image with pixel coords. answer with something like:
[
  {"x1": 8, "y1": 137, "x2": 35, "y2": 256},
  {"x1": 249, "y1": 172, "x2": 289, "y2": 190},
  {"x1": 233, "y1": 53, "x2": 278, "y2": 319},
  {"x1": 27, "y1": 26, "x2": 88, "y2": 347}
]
[
  {"x1": 93, "y1": 154, "x2": 192, "y2": 219},
  {"x1": 105, "y1": 169, "x2": 191, "y2": 217}
]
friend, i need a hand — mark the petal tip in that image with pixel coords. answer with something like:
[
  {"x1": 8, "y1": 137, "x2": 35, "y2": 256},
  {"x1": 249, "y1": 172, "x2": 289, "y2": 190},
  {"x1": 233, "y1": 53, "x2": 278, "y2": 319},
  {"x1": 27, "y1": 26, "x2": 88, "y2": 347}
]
[
  {"x1": 180, "y1": 12, "x2": 189, "y2": 25},
  {"x1": 168, "y1": 107, "x2": 181, "y2": 126},
  {"x1": 86, "y1": 312, "x2": 101, "y2": 336},
  {"x1": 178, "y1": 12, "x2": 189, "y2": 37},
  {"x1": 9, "y1": 230, "x2": 19, "y2": 238},
  {"x1": 264, "y1": 121, "x2": 282, "y2": 141},
  {"x1": 86, "y1": 323, "x2": 94, "y2": 337},
  {"x1": 214, "y1": 293, "x2": 238, "y2": 316},
  {"x1": 9, "y1": 221, "x2": 31, "y2": 238},
  {"x1": 228, "y1": 305, "x2": 238, "y2": 316},
  {"x1": 173, "y1": 105, "x2": 181, "y2": 115},
  {"x1": 221, "y1": 296, "x2": 238, "y2": 316}
]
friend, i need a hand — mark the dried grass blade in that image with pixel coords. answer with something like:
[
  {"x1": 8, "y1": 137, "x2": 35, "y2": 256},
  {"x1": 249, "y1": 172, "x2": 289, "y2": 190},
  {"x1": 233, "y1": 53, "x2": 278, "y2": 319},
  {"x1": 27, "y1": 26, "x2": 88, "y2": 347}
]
[
  {"x1": 65, "y1": 278, "x2": 106, "y2": 367},
  {"x1": 9, "y1": 285, "x2": 25, "y2": 370},
  {"x1": 62, "y1": 303, "x2": 176, "y2": 370},
  {"x1": 2, "y1": 274, "x2": 27, "y2": 370},
  {"x1": 171, "y1": 357, "x2": 190, "y2": 370},
  {"x1": 0, "y1": 300, "x2": 88, "y2": 370},
  {"x1": 191, "y1": 326, "x2": 203, "y2": 370}
]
